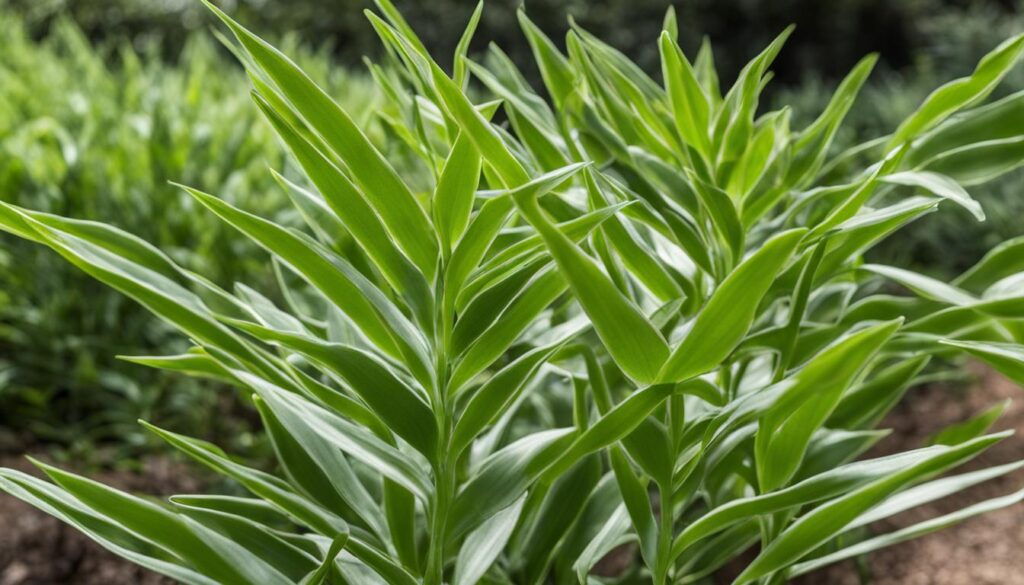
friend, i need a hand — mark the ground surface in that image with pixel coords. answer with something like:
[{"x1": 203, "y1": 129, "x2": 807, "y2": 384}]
[
  {"x1": 0, "y1": 365, "x2": 1021, "y2": 584},
  {"x1": 793, "y1": 364, "x2": 1024, "y2": 585},
  {"x1": 0, "y1": 455, "x2": 194, "y2": 585}
]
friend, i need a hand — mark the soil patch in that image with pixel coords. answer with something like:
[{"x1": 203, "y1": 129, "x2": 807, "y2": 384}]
[
  {"x1": 793, "y1": 363, "x2": 1024, "y2": 585},
  {"x1": 0, "y1": 366, "x2": 1021, "y2": 584},
  {"x1": 0, "y1": 455, "x2": 201, "y2": 585}
]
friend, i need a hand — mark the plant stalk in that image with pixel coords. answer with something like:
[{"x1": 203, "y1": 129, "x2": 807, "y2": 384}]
[{"x1": 425, "y1": 269, "x2": 455, "y2": 585}]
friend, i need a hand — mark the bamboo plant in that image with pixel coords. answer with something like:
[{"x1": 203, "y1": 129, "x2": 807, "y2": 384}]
[{"x1": 2, "y1": 2, "x2": 1024, "y2": 584}]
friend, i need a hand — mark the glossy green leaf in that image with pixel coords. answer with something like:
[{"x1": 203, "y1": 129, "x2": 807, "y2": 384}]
[
  {"x1": 888, "y1": 32, "x2": 1024, "y2": 147},
  {"x1": 453, "y1": 495, "x2": 525, "y2": 585},
  {"x1": 756, "y1": 319, "x2": 902, "y2": 491},
  {"x1": 660, "y1": 32, "x2": 712, "y2": 157},
  {"x1": 228, "y1": 320, "x2": 437, "y2": 459},
  {"x1": 659, "y1": 228, "x2": 805, "y2": 383},
  {"x1": 204, "y1": 0, "x2": 439, "y2": 276},
  {"x1": 792, "y1": 486, "x2": 1024, "y2": 577},
  {"x1": 939, "y1": 339, "x2": 1024, "y2": 385},
  {"x1": 513, "y1": 184, "x2": 670, "y2": 384},
  {"x1": 435, "y1": 132, "x2": 482, "y2": 255},
  {"x1": 735, "y1": 432, "x2": 1009, "y2": 584}
]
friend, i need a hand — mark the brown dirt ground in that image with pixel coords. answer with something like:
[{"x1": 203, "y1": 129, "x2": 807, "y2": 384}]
[
  {"x1": 0, "y1": 365, "x2": 1021, "y2": 584},
  {"x1": 794, "y1": 363, "x2": 1024, "y2": 585},
  {"x1": 0, "y1": 455, "x2": 200, "y2": 585}
]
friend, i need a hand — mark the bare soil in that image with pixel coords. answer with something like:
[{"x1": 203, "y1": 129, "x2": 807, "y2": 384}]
[
  {"x1": 0, "y1": 455, "x2": 199, "y2": 585},
  {"x1": 0, "y1": 365, "x2": 1021, "y2": 584},
  {"x1": 795, "y1": 363, "x2": 1024, "y2": 585}
]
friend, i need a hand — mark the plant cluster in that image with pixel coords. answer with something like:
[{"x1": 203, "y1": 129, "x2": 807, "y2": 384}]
[
  {"x1": 776, "y1": 0, "x2": 1024, "y2": 276},
  {"x1": 2, "y1": 2, "x2": 1024, "y2": 584},
  {"x1": 0, "y1": 13, "x2": 376, "y2": 453},
  {"x1": 9, "y1": 0, "x2": 974, "y2": 90}
]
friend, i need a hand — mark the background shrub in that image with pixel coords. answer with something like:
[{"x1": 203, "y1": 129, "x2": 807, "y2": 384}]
[
  {"x1": 776, "y1": 1, "x2": 1024, "y2": 277},
  {"x1": 0, "y1": 12, "x2": 379, "y2": 456}
]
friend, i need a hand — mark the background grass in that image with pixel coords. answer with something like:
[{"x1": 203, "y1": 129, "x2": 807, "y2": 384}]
[{"x1": 0, "y1": 12, "x2": 378, "y2": 460}]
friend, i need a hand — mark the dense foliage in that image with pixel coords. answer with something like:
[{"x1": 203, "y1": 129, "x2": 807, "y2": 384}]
[
  {"x1": 0, "y1": 12, "x2": 377, "y2": 453},
  {"x1": 2, "y1": 1, "x2": 1024, "y2": 584},
  {"x1": 778, "y1": 0, "x2": 1024, "y2": 275},
  {"x1": 10, "y1": 0, "x2": 998, "y2": 84}
]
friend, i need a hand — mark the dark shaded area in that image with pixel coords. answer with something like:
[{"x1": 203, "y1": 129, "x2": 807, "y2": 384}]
[{"x1": 5, "y1": 0, "x2": 1019, "y2": 87}]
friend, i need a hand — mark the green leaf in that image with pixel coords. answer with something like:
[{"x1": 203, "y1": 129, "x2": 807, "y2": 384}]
[
  {"x1": 671, "y1": 445, "x2": 956, "y2": 559},
  {"x1": 445, "y1": 198, "x2": 517, "y2": 314},
  {"x1": 430, "y1": 58, "x2": 529, "y2": 187},
  {"x1": 687, "y1": 172, "x2": 745, "y2": 261},
  {"x1": 142, "y1": 421, "x2": 350, "y2": 535},
  {"x1": 168, "y1": 495, "x2": 291, "y2": 528},
  {"x1": 1, "y1": 207, "x2": 274, "y2": 379},
  {"x1": 939, "y1": 339, "x2": 1024, "y2": 386},
  {"x1": 0, "y1": 470, "x2": 219, "y2": 585},
  {"x1": 183, "y1": 185, "x2": 433, "y2": 385},
  {"x1": 448, "y1": 428, "x2": 576, "y2": 541},
  {"x1": 539, "y1": 383, "x2": 680, "y2": 481},
  {"x1": 452, "y1": 341, "x2": 565, "y2": 457},
  {"x1": 519, "y1": 456, "x2": 603, "y2": 584},
  {"x1": 119, "y1": 350, "x2": 235, "y2": 384},
  {"x1": 844, "y1": 460, "x2": 1024, "y2": 532},
  {"x1": 882, "y1": 171, "x2": 984, "y2": 221},
  {"x1": 434, "y1": 132, "x2": 482, "y2": 256},
  {"x1": 861, "y1": 263, "x2": 977, "y2": 305},
  {"x1": 460, "y1": 201, "x2": 630, "y2": 311},
  {"x1": 346, "y1": 536, "x2": 420, "y2": 585},
  {"x1": 734, "y1": 432, "x2": 1009, "y2": 584},
  {"x1": 792, "y1": 486, "x2": 1024, "y2": 578},
  {"x1": 786, "y1": 54, "x2": 876, "y2": 187},
  {"x1": 828, "y1": 356, "x2": 930, "y2": 429},
  {"x1": 254, "y1": 95, "x2": 433, "y2": 320},
  {"x1": 713, "y1": 26, "x2": 793, "y2": 165},
  {"x1": 803, "y1": 147, "x2": 906, "y2": 242},
  {"x1": 453, "y1": 495, "x2": 525, "y2": 585},
  {"x1": 907, "y1": 89, "x2": 1024, "y2": 166},
  {"x1": 300, "y1": 533, "x2": 348, "y2": 585},
  {"x1": 573, "y1": 503, "x2": 632, "y2": 584},
  {"x1": 955, "y1": 235, "x2": 1024, "y2": 292},
  {"x1": 659, "y1": 228, "x2": 805, "y2": 383},
  {"x1": 922, "y1": 136, "x2": 1024, "y2": 186},
  {"x1": 171, "y1": 497, "x2": 319, "y2": 582},
  {"x1": 36, "y1": 460, "x2": 291, "y2": 585},
  {"x1": 888, "y1": 32, "x2": 1024, "y2": 148},
  {"x1": 223, "y1": 376, "x2": 432, "y2": 502},
  {"x1": 609, "y1": 446, "x2": 658, "y2": 570},
  {"x1": 660, "y1": 32, "x2": 711, "y2": 157},
  {"x1": 694, "y1": 36, "x2": 722, "y2": 107},
  {"x1": 756, "y1": 319, "x2": 902, "y2": 491},
  {"x1": 930, "y1": 399, "x2": 1010, "y2": 446},
  {"x1": 517, "y1": 9, "x2": 575, "y2": 109},
  {"x1": 453, "y1": 1, "x2": 484, "y2": 89},
  {"x1": 227, "y1": 320, "x2": 437, "y2": 460},
  {"x1": 203, "y1": 0, "x2": 439, "y2": 276},
  {"x1": 513, "y1": 178, "x2": 670, "y2": 384},
  {"x1": 448, "y1": 267, "x2": 568, "y2": 392},
  {"x1": 582, "y1": 173, "x2": 682, "y2": 302},
  {"x1": 253, "y1": 396, "x2": 389, "y2": 543}
]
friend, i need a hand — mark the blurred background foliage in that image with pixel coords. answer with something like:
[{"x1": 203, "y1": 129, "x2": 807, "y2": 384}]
[
  {"x1": 0, "y1": 9, "x2": 378, "y2": 461},
  {"x1": 1, "y1": 0, "x2": 1022, "y2": 459},
  {"x1": 778, "y1": 0, "x2": 1024, "y2": 273}
]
